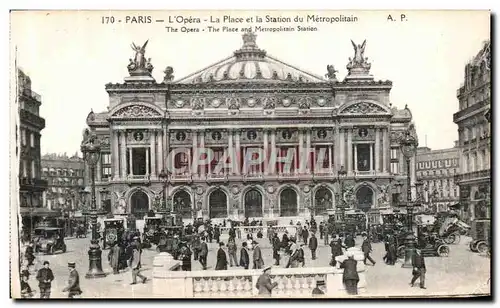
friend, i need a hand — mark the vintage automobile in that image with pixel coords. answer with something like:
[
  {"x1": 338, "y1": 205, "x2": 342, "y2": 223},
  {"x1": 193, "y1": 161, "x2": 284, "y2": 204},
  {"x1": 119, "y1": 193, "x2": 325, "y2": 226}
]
[
  {"x1": 411, "y1": 225, "x2": 450, "y2": 257},
  {"x1": 103, "y1": 218, "x2": 125, "y2": 249},
  {"x1": 438, "y1": 216, "x2": 471, "y2": 244},
  {"x1": 142, "y1": 217, "x2": 164, "y2": 248},
  {"x1": 33, "y1": 227, "x2": 67, "y2": 254}
]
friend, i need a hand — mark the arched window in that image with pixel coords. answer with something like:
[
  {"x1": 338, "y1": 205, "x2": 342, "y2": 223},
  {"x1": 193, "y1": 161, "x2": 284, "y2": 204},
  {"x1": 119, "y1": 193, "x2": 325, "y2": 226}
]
[
  {"x1": 356, "y1": 186, "x2": 374, "y2": 211},
  {"x1": 173, "y1": 190, "x2": 192, "y2": 219},
  {"x1": 244, "y1": 189, "x2": 263, "y2": 218},
  {"x1": 209, "y1": 189, "x2": 228, "y2": 219},
  {"x1": 314, "y1": 187, "x2": 332, "y2": 214},
  {"x1": 280, "y1": 188, "x2": 298, "y2": 217},
  {"x1": 130, "y1": 190, "x2": 149, "y2": 217}
]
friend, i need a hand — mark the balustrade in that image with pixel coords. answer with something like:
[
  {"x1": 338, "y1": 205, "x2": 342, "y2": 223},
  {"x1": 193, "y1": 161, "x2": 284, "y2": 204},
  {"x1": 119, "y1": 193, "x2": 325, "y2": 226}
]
[{"x1": 153, "y1": 254, "x2": 367, "y2": 298}]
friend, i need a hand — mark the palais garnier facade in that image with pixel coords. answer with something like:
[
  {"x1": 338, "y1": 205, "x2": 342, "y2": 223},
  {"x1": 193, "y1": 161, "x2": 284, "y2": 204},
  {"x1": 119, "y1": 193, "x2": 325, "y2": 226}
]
[{"x1": 84, "y1": 32, "x2": 418, "y2": 224}]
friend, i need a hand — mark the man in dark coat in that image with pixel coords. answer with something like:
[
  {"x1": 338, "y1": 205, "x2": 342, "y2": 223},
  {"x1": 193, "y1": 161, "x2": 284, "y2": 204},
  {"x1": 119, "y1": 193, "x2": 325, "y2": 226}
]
[
  {"x1": 361, "y1": 234, "x2": 376, "y2": 265},
  {"x1": 319, "y1": 222, "x2": 324, "y2": 240},
  {"x1": 329, "y1": 235, "x2": 345, "y2": 267},
  {"x1": 281, "y1": 232, "x2": 289, "y2": 251},
  {"x1": 311, "y1": 280, "x2": 325, "y2": 297},
  {"x1": 344, "y1": 233, "x2": 355, "y2": 248},
  {"x1": 36, "y1": 261, "x2": 54, "y2": 298},
  {"x1": 178, "y1": 242, "x2": 192, "y2": 271},
  {"x1": 229, "y1": 227, "x2": 236, "y2": 239},
  {"x1": 253, "y1": 241, "x2": 264, "y2": 269},
  {"x1": 340, "y1": 254, "x2": 359, "y2": 295},
  {"x1": 214, "y1": 225, "x2": 221, "y2": 243},
  {"x1": 199, "y1": 237, "x2": 208, "y2": 270},
  {"x1": 62, "y1": 262, "x2": 82, "y2": 298},
  {"x1": 386, "y1": 235, "x2": 397, "y2": 265},
  {"x1": 227, "y1": 237, "x2": 238, "y2": 267},
  {"x1": 215, "y1": 242, "x2": 228, "y2": 270},
  {"x1": 302, "y1": 226, "x2": 309, "y2": 245},
  {"x1": 272, "y1": 233, "x2": 281, "y2": 265},
  {"x1": 239, "y1": 241, "x2": 250, "y2": 269},
  {"x1": 21, "y1": 273, "x2": 34, "y2": 298},
  {"x1": 256, "y1": 266, "x2": 278, "y2": 297},
  {"x1": 192, "y1": 234, "x2": 201, "y2": 261},
  {"x1": 410, "y1": 249, "x2": 426, "y2": 289},
  {"x1": 308, "y1": 232, "x2": 318, "y2": 260},
  {"x1": 25, "y1": 243, "x2": 35, "y2": 267}
]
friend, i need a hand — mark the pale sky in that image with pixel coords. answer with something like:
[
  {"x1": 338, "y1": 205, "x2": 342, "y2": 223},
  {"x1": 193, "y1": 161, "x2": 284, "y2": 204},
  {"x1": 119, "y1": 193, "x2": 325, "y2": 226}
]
[{"x1": 10, "y1": 10, "x2": 490, "y2": 155}]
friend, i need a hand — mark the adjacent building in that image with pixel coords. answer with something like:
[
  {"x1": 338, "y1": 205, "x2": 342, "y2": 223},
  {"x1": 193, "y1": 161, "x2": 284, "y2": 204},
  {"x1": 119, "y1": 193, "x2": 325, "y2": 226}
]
[
  {"x1": 41, "y1": 153, "x2": 86, "y2": 214},
  {"x1": 416, "y1": 146, "x2": 460, "y2": 214},
  {"x1": 453, "y1": 40, "x2": 491, "y2": 229},
  {"x1": 84, "y1": 33, "x2": 418, "y2": 224},
  {"x1": 17, "y1": 69, "x2": 52, "y2": 232}
]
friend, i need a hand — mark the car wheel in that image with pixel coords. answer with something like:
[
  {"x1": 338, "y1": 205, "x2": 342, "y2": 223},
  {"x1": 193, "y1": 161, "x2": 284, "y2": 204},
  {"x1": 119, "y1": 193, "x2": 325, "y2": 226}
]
[
  {"x1": 437, "y1": 245, "x2": 450, "y2": 257},
  {"x1": 469, "y1": 240, "x2": 479, "y2": 253},
  {"x1": 477, "y1": 241, "x2": 488, "y2": 254},
  {"x1": 397, "y1": 245, "x2": 405, "y2": 259}
]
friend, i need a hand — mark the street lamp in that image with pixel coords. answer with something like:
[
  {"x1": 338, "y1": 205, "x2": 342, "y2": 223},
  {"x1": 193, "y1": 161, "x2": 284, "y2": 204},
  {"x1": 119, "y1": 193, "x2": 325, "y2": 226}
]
[
  {"x1": 399, "y1": 129, "x2": 418, "y2": 268},
  {"x1": 158, "y1": 169, "x2": 171, "y2": 214},
  {"x1": 81, "y1": 130, "x2": 106, "y2": 279},
  {"x1": 336, "y1": 165, "x2": 348, "y2": 231}
]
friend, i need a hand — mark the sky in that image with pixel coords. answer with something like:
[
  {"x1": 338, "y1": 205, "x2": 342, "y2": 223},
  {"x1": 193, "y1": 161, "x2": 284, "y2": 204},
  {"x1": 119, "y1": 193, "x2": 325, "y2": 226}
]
[{"x1": 10, "y1": 10, "x2": 490, "y2": 155}]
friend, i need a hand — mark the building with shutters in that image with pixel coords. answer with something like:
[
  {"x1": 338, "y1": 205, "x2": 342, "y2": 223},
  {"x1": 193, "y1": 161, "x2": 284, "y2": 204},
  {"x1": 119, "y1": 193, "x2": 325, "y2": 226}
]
[
  {"x1": 453, "y1": 40, "x2": 491, "y2": 228},
  {"x1": 84, "y1": 33, "x2": 418, "y2": 224},
  {"x1": 415, "y1": 146, "x2": 460, "y2": 214}
]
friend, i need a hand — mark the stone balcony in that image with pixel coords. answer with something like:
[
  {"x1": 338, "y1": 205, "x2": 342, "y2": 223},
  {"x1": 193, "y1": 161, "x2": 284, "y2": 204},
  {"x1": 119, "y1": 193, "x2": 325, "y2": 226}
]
[
  {"x1": 454, "y1": 169, "x2": 491, "y2": 184},
  {"x1": 152, "y1": 248, "x2": 367, "y2": 298}
]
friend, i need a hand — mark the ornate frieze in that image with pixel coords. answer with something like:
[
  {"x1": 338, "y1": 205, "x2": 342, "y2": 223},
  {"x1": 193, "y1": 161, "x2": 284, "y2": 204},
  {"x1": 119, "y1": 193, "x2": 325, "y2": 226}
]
[
  {"x1": 340, "y1": 101, "x2": 387, "y2": 115},
  {"x1": 127, "y1": 129, "x2": 151, "y2": 144},
  {"x1": 311, "y1": 127, "x2": 333, "y2": 142},
  {"x1": 112, "y1": 105, "x2": 162, "y2": 118},
  {"x1": 276, "y1": 128, "x2": 298, "y2": 143}
]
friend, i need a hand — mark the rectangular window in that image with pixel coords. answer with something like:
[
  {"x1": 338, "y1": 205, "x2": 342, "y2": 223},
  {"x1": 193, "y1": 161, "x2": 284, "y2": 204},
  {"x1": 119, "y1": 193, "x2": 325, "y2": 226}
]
[
  {"x1": 101, "y1": 153, "x2": 111, "y2": 165},
  {"x1": 30, "y1": 132, "x2": 35, "y2": 148},
  {"x1": 22, "y1": 160, "x2": 27, "y2": 177},
  {"x1": 31, "y1": 160, "x2": 36, "y2": 178},
  {"x1": 21, "y1": 129, "x2": 26, "y2": 146},
  {"x1": 390, "y1": 148, "x2": 398, "y2": 160},
  {"x1": 390, "y1": 162, "x2": 399, "y2": 174},
  {"x1": 102, "y1": 167, "x2": 112, "y2": 179}
]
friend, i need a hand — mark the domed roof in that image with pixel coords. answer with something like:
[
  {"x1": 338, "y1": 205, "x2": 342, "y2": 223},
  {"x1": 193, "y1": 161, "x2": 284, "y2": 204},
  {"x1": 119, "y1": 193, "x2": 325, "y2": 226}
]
[{"x1": 176, "y1": 32, "x2": 325, "y2": 84}]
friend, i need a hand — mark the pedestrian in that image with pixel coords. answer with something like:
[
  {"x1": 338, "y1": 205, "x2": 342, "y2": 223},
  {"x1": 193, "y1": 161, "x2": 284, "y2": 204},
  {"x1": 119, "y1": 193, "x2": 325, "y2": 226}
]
[
  {"x1": 215, "y1": 242, "x2": 228, "y2": 270},
  {"x1": 344, "y1": 233, "x2": 355, "y2": 248},
  {"x1": 129, "y1": 242, "x2": 147, "y2": 285},
  {"x1": 192, "y1": 234, "x2": 201, "y2": 261},
  {"x1": 387, "y1": 235, "x2": 397, "y2": 265},
  {"x1": 229, "y1": 227, "x2": 236, "y2": 240},
  {"x1": 62, "y1": 262, "x2": 82, "y2": 298},
  {"x1": 36, "y1": 261, "x2": 54, "y2": 299},
  {"x1": 410, "y1": 248, "x2": 426, "y2": 289},
  {"x1": 207, "y1": 224, "x2": 213, "y2": 243},
  {"x1": 214, "y1": 225, "x2": 221, "y2": 243},
  {"x1": 255, "y1": 266, "x2": 278, "y2": 297},
  {"x1": 308, "y1": 232, "x2": 318, "y2": 260},
  {"x1": 340, "y1": 252, "x2": 359, "y2": 295},
  {"x1": 239, "y1": 241, "x2": 250, "y2": 269},
  {"x1": 281, "y1": 232, "x2": 289, "y2": 251},
  {"x1": 329, "y1": 235, "x2": 345, "y2": 267},
  {"x1": 253, "y1": 241, "x2": 264, "y2": 269},
  {"x1": 20, "y1": 273, "x2": 34, "y2": 298},
  {"x1": 267, "y1": 226, "x2": 274, "y2": 244},
  {"x1": 178, "y1": 241, "x2": 192, "y2": 271},
  {"x1": 298, "y1": 243, "x2": 306, "y2": 267},
  {"x1": 319, "y1": 222, "x2": 324, "y2": 240},
  {"x1": 227, "y1": 237, "x2": 238, "y2": 267},
  {"x1": 25, "y1": 243, "x2": 35, "y2": 267},
  {"x1": 286, "y1": 243, "x2": 300, "y2": 268},
  {"x1": 302, "y1": 226, "x2": 309, "y2": 245},
  {"x1": 199, "y1": 237, "x2": 208, "y2": 270},
  {"x1": 361, "y1": 233, "x2": 376, "y2": 266},
  {"x1": 108, "y1": 242, "x2": 121, "y2": 274},
  {"x1": 272, "y1": 233, "x2": 281, "y2": 265}
]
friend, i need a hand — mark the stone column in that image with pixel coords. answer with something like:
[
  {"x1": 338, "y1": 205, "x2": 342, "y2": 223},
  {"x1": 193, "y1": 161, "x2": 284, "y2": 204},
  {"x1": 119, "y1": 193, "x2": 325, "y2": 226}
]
[
  {"x1": 369, "y1": 143, "x2": 374, "y2": 171},
  {"x1": 382, "y1": 127, "x2": 388, "y2": 173},
  {"x1": 146, "y1": 148, "x2": 150, "y2": 175},
  {"x1": 150, "y1": 130, "x2": 156, "y2": 177},
  {"x1": 235, "y1": 129, "x2": 241, "y2": 175},
  {"x1": 120, "y1": 131, "x2": 127, "y2": 177},
  {"x1": 200, "y1": 131, "x2": 205, "y2": 177},
  {"x1": 263, "y1": 129, "x2": 269, "y2": 175},
  {"x1": 128, "y1": 147, "x2": 133, "y2": 176},
  {"x1": 329, "y1": 145, "x2": 333, "y2": 174},
  {"x1": 306, "y1": 128, "x2": 311, "y2": 173},
  {"x1": 157, "y1": 130, "x2": 163, "y2": 173},
  {"x1": 228, "y1": 129, "x2": 234, "y2": 174},
  {"x1": 353, "y1": 143, "x2": 358, "y2": 172},
  {"x1": 339, "y1": 128, "x2": 345, "y2": 170},
  {"x1": 347, "y1": 128, "x2": 353, "y2": 173},
  {"x1": 270, "y1": 129, "x2": 276, "y2": 174},
  {"x1": 297, "y1": 128, "x2": 303, "y2": 174},
  {"x1": 192, "y1": 130, "x2": 198, "y2": 177},
  {"x1": 375, "y1": 128, "x2": 380, "y2": 172},
  {"x1": 111, "y1": 130, "x2": 119, "y2": 180}
]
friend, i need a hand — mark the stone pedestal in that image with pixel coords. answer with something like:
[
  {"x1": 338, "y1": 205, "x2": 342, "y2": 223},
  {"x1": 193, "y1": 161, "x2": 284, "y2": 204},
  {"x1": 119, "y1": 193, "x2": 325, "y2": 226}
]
[{"x1": 152, "y1": 252, "x2": 184, "y2": 298}]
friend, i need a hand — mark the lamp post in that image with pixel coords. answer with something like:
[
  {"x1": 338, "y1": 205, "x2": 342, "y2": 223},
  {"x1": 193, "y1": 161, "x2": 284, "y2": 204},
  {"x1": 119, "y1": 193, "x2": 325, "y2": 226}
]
[
  {"x1": 399, "y1": 129, "x2": 418, "y2": 268},
  {"x1": 336, "y1": 165, "x2": 348, "y2": 232},
  {"x1": 81, "y1": 131, "x2": 106, "y2": 279},
  {"x1": 158, "y1": 169, "x2": 172, "y2": 215}
]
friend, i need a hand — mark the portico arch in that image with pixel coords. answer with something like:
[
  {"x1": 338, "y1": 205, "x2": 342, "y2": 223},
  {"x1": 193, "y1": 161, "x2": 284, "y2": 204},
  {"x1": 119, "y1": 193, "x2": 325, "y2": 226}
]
[{"x1": 129, "y1": 189, "x2": 150, "y2": 217}]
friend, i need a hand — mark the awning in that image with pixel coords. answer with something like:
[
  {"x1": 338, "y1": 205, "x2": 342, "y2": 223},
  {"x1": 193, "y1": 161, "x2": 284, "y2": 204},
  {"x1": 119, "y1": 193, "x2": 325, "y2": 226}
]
[{"x1": 20, "y1": 207, "x2": 61, "y2": 217}]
